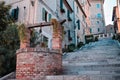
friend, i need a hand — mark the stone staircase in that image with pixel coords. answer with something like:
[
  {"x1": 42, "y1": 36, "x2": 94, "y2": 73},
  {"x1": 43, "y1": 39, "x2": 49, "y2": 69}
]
[
  {"x1": 46, "y1": 39, "x2": 120, "y2": 80},
  {"x1": 2, "y1": 39, "x2": 120, "y2": 80}
]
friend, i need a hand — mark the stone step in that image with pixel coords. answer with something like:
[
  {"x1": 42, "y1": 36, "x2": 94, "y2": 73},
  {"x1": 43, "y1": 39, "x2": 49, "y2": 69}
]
[
  {"x1": 63, "y1": 65, "x2": 120, "y2": 72},
  {"x1": 63, "y1": 61, "x2": 120, "y2": 67},
  {"x1": 63, "y1": 70, "x2": 120, "y2": 75},
  {"x1": 46, "y1": 75, "x2": 120, "y2": 80}
]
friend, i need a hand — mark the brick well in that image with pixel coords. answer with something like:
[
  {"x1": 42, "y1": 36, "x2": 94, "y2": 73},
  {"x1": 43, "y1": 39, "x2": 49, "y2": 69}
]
[{"x1": 16, "y1": 48, "x2": 62, "y2": 80}]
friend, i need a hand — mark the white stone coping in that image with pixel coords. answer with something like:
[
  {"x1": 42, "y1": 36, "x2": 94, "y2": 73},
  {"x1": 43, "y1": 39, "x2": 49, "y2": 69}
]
[
  {"x1": 16, "y1": 48, "x2": 61, "y2": 54},
  {"x1": 0, "y1": 72, "x2": 15, "y2": 80}
]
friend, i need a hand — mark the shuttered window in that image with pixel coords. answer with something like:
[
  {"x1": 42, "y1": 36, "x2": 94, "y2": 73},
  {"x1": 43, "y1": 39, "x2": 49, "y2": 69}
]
[
  {"x1": 42, "y1": 8, "x2": 45, "y2": 21},
  {"x1": 97, "y1": 13, "x2": 102, "y2": 18},
  {"x1": 49, "y1": 14, "x2": 52, "y2": 21},
  {"x1": 42, "y1": 8, "x2": 48, "y2": 22},
  {"x1": 11, "y1": 7, "x2": 19, "y2": 20},
  {"x1": 77, "y1": 20, "x2": 80, "y2": 30},
  {"x1": 68, "y1": 30, "x2": 70, "y2": 39},
  {"x1": 67, "y1": 10, "x2": 70, "y2": 18},
  {"x1": 98, "y1": 28, "x2": 100, "y2": 32},
  {"x1": 60, "y1": 0, "x2": 63, "y2": 9},
  {"x1": 90, "y1": 28, "x2": 92, "y2": 33}
]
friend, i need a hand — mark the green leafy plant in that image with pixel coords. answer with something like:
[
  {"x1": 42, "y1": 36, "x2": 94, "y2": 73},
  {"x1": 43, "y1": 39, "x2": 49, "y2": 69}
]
[
  {"x1": 116, "y1": 33, "x2": 120, "y2": 42},
  {"x1": 0, "y1": 1, "x2": 19, "y2": 77},
  {"x1": 77, "y1": 42, "x2": 84, "y2": 48},
  {"x1": 94, "y1": 36, "x2": 98, "y2": 41},
  {"x1": 67, "y1": 43, "x2": 76, "y2": 52}
]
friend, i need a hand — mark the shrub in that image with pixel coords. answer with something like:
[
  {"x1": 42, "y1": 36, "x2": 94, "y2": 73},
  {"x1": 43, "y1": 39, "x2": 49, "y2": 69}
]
[
  {"x1": 116, "y1": 34, "x2": 120, "y2": 42},
  {"x1": 85, "y1": 35, "x2": 94, "y2": 44},
  {"x1": 77, "y1": 42, "x2": 84, "y2": 48},
  {"x1": 67, "y1": 43, "x2": 76, "y2": 52},
  {"x1": 112, "y1": 35, "x2": 116, "y2": 40},
  {"x1": 94, "y1": 36, "x2": 98, "y2": 41}
]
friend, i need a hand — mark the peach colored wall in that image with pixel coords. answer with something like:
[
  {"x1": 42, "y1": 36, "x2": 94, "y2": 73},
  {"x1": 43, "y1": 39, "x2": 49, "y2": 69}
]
[
  {"x1": 116, "y1": 6, "x2": 120, "y2": 33},
  {"x1": 84, "y1": 0, "x2": 91, "y2": 35}
]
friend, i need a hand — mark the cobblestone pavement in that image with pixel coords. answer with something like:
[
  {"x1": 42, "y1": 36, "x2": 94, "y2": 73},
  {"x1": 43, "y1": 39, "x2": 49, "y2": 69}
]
[{"x1": 62, "y1": 38, "x2": 120, "y2": 80}]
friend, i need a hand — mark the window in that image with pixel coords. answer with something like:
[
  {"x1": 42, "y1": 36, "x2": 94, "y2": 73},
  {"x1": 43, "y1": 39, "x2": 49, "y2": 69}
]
[
  {"x1": 60, "y1": 0, "x2": 65, "y2": 13},
  {"x1": 42, "y1": 8, "x2": 48, "y2": 22},
  {"x1": 67, "y1": 10, "x2": 72, "y2": 21},
  {"x1": 96, "y1": 4, "x2": 100, "y2": 8},
  {"x1": 49, "y1": 14, "x2": 52, "y2": 21},
  {"x1": 77, "y1": 20, "x2": 80, "y2": 30},
  {"x1": 98, "y1": 28, "x2": 100, "y2": 32},
  {"x1": 97, "y1": 13, "x2": 102, "y2": 18},
  {"x1": 42, "y1": 8, "x2": 45, "y2": 21},
  {"x1": 90, "y1": 28, "x2": 92, "y2": 33},
  {"x1": 111, "y1": 27, "x2": 112, "y2": 30},
  {"x1": 11, "y1": 7, "x2": 19, "y2": 20},
  {"x1": 97, "y1": 21, "x2": 99, "y2": 24},
  {"x1": 67, "y1": 10, "x2": 70, "y2": 18},
  {"x1": 68, "y1": 30, "x2": 71, "y2": 41},
  {"x1": 60, "y1": 0, "x2": 63, "y2": 9},
  {"x1": 45, "y1": 11, "x2": 48, "y2": 22}
]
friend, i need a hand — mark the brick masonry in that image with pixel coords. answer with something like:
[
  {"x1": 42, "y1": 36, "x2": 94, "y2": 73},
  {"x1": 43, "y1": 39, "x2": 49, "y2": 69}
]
[
  {"x1": 20, "y1": 28, "x2": 31, "y2": 48},
  {"x1": 51, "y1": 19, "x2": 62, "y2": 53},
  {"x1": 16, "y1": 19, "x2": 63, "y2": 80},
  {"x1": 16, "y1": 48, "x2": 62, "y2": 80}
]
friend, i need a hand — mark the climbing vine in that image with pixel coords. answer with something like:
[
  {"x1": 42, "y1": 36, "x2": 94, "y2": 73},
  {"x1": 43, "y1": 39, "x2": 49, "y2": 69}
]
[
  {"x1": 17, "y1": 24, "x2": 27, "y2": 42},
  {"x1": 51, "y1": 19, "x2": 58, "y2": 33}
]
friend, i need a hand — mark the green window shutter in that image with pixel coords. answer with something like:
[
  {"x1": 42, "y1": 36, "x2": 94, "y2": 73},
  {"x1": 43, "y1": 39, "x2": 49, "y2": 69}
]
[
  {"x1": 11, "y1": 7, "x2": 19, "y2": 20},
  {"x1": 60, "y1": 0, "x2": 63, "y2": 9},
  {"x1": 42, "y1": 8, "x2": 45, "y2": 21},
  {"x1": 67, "y1": 10, "x2": 70, "y2": 18},
  {"x1": 11, "y1": 9, "x2": 15, "y2": 18},
  {"x1": 15, "y1": 7, "x2": 19, "y2": 20},
  {"x1": 77, "y1": 20, "x2": 80, "y2": 30},
  {"x1": 49, "y1": 14, "x2": 52, "y2": 21},
  {"x1": 98, "y1": 28, "x2": 100, "y2": 32},
  {"x1": 90, "y1": 28, "x2": 92, "y2": 33},
  {"x1": 68, "y1": 30, "x2": 70, "y2": 39}
]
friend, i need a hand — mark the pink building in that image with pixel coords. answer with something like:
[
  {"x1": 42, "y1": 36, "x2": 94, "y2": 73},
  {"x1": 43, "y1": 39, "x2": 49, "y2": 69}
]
[
  {"x1": 112, "y1": 0, "x2": 120, "y2": 33},
  {"x1": 84, "y1": 0, "x2": 91, "y2": 35}
]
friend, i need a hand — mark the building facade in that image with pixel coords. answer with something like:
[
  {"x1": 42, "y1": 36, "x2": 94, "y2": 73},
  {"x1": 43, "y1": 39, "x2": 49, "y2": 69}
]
[
  {"x1": 89, "y1": 0, "x2": 105, "y2": 35},
  {"x1": 106, "y1": 24, "x2": 115, "y2": 34},
  {"x1": 1, "y1": 0, "x2": 103, "y2": 49},
  {"x1": 112, "y1": 0, "x2": 120, "y2": 33},
  {"x1": 74, "y1": 0, "x2": 87, "y2": 44}
]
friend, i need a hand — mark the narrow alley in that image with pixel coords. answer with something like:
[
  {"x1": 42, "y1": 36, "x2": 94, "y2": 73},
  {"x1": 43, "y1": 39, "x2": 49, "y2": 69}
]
[{"x1": 62, "y1": 38, "x2": 120, "y2": 80}]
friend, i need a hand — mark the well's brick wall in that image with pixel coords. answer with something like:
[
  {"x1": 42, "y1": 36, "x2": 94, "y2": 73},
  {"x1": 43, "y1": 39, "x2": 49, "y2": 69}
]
[{"x1": 16, "y1": 48, "x2": 62, "y2": 80}]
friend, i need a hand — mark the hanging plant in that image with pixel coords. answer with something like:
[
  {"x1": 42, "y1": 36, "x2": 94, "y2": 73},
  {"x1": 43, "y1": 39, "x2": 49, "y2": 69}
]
[{"x1": 17, "y1": 24, "x2": 27, "y2": 42}]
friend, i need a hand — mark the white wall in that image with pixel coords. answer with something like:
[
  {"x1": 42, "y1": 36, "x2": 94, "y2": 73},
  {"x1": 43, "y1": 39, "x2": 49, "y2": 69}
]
[
  {"x1": 74, "y1": 1, "x2": 86, "y2": 44},
  {"x1": 90, "y1": 0, "x2": 105, "y2": 35}
]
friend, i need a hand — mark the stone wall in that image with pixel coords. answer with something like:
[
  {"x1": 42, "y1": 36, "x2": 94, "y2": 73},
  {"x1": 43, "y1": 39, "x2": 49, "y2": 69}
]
[{"x1": 16, "y1": 48, "x2": 62, "y2": 80}]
